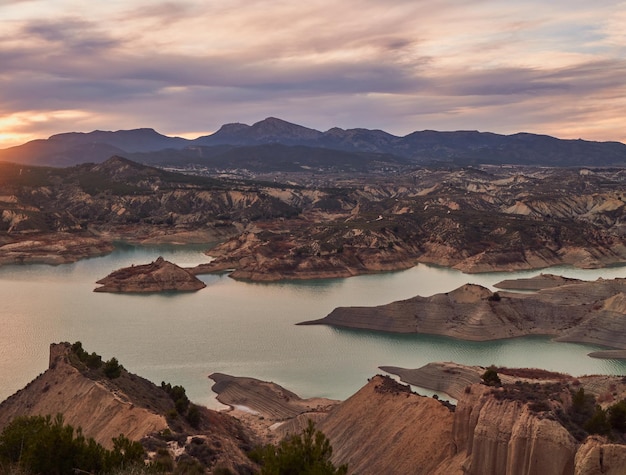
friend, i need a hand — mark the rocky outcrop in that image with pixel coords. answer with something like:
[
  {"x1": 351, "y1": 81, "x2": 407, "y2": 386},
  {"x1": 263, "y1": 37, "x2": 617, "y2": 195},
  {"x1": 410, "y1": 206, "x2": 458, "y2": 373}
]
[
  {"x1": 209, "y1": 368, "x2": 626, "y2": 474},
  {"x1": 380, "y1": 363, "x2": 626, "y2": 474},
  {"x1": 494, "y1": 273, "x2": 581, "y2": 291},
  {"x1": 0, "y1": 343, "x2": 170, "y2": 448},
  {"x1": 0, "y1": 233, "x2": 114, "y2": 265},
  {"x1": 301, "y1": 278, "x2": 626, "y2": 353},
  {"x1": 94, "y1": 256, "x2": 206, "y2": 292},
  {"x1": 209, "y1": 373, "x2": 338, "y2": 445},
  {"x1": 575, "y1": 437, "x2": 626, "y2": 475},
  {"x1": 380, "y1": 362, "x2": 484, "y2": 399},
  {"x1": 195, "y1": 227, "x2": 420, "y2": 282},
  {"x1": 0, "y1": 343, "x2": 257, "y2": 473},
  {"x1": 319, "y1": 375, "x2": 458, "y2": 475},
  {"x1": 453, "y1": 385, "x2": 578, "y2": 475},
  {"x1": 321, "y1": 373, "x2": 626, "y2": 474}
]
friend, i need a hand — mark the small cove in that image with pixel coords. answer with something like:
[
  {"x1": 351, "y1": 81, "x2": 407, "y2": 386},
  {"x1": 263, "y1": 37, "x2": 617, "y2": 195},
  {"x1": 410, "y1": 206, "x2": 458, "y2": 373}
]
[{"x1": 1, "y1": 244, "x2": 626, "y2": 409}]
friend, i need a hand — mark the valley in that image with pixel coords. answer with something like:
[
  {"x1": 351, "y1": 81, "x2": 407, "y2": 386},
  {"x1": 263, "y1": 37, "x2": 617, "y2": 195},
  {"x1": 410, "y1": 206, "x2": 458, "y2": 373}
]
[
  {"x1": 3, "y1": 157, "x2": 626, "y2": 280},
  {"x1": 3, "y1": 121, "x2": 626, "y2": 473}
]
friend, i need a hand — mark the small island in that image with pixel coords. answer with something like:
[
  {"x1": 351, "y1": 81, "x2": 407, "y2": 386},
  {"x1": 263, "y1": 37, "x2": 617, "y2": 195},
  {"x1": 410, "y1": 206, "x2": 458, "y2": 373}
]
[{"x1": 94, "y1": 256, "x2": 206, "y2": 293}]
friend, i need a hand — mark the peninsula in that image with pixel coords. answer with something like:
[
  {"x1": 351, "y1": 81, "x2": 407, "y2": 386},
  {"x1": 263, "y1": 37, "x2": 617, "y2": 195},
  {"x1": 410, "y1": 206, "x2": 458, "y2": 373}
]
[{"x1": 300, "y1": 275, "x2": 626, "y2": 357}]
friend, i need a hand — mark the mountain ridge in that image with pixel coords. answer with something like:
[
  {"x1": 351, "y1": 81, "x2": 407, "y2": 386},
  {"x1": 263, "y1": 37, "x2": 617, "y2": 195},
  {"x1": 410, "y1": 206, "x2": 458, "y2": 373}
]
[{"x1": 2, "y1": 117, "x2": 626, "y2": 168}]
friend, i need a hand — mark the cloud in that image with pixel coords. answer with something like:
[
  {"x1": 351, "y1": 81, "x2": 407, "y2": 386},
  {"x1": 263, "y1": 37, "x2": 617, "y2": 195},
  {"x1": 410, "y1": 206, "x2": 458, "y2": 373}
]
[{"x1": 0, "y1": 0, "x2": 624, "y2": 148}]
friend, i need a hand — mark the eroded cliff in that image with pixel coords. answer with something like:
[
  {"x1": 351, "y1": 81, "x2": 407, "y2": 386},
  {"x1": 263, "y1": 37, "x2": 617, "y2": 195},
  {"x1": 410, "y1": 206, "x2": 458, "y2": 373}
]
[{"x1": 0, "y1": 343, "x2": 257, "y2": 473}]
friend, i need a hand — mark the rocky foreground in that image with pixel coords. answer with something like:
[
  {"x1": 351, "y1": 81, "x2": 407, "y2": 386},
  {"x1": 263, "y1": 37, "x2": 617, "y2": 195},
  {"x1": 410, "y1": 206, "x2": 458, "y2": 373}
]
[
  {"x1": 210, "y1": 368, "x2": 626, "y2": 475},
  {"x1": 4, "y1": 344, "x2": 626, "y2": 474},
  {"x1": 300, "y1": 275, "x2": 626, "y2": 357},
  {"x1": 0, "y1": 343, "x2": 257, "y2": 473}
]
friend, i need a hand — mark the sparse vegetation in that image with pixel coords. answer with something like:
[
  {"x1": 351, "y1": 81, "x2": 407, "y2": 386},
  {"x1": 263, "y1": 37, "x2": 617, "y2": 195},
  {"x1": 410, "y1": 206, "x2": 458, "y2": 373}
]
[
  {"x1": 481, "y1": 366, "x2": 501, "y2": 387},
  {"x1": 103, "y1": 357, "x2": 123, "y2": 379},
  {"x1": 0, "y1": 414, "x2": 144, "y2": 475},
  {"x1": 250, "y1": 419, "x2": 347, "y2": 475},
  {"x1": 160, "y1": 381, "x2": 203, "y2": 428}
]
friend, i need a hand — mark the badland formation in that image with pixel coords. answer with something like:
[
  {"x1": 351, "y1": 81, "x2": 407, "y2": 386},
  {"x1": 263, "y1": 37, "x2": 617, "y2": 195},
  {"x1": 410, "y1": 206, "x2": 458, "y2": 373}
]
[
  {"x1": 3, "y1": 343, "x2": 626, "y2": 473},
  {"x1": 3, "y1": 119, "x2": 626, "y2": 473}
]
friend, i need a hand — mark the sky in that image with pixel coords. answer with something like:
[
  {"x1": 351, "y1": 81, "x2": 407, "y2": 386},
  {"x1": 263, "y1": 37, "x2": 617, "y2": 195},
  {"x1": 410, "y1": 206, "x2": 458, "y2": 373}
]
[{"x1": 0, "y1": 0, "x2": 625, "y2": 148}]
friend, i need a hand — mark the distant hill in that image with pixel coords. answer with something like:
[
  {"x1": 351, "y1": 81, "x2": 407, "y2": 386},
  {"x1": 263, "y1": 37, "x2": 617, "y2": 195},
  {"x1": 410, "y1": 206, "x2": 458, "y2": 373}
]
[
  {"x1": 0, "y1": 128, "x2": 188, "y2": 167},
  {"x1": 129, "y1": 142, "x2": 409, "y2": 172},
  {"x1": 2, "y1": 117, "x2": 626, "y2": 168}
]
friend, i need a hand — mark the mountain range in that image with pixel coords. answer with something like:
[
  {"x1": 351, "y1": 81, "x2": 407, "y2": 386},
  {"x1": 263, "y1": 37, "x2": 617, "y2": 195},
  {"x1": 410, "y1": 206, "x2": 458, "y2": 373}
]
[{"x1": 2, "y1": 117, "x2": 626, "y2": 168}]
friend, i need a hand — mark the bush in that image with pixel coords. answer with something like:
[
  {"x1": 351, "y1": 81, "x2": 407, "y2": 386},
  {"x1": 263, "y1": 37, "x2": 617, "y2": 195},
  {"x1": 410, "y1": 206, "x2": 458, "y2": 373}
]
[
  {"x1": 488, "y1": 292, "x2": 501, "y2": 302},
  {"x1": 103, "y1": 357, "x2": 123, "y2": 379},
  {"x1": 86, "y1": 352, "x2": 103, "y2": 369},
  {"x1": 250, "y1": 419, "x2": 347, "y2": 475},
  {"x1": 585, "y1": 406, "x2": 612, "y2": 437},
  {"x1": 161, "y1": 382, "x2": 190, "y2": 415},
  {"x1": 608, "y1": 400, "x2": 626, "y2": 432},
  {"x1": 0, "y1": 414, "x2": 144, "y2": 474},
  {"x1": 482, "y1": 366, "x2": 501, "y2": 387},
  {"x1": 187, "y1": 405, "x2": 201, "y2": 429}
]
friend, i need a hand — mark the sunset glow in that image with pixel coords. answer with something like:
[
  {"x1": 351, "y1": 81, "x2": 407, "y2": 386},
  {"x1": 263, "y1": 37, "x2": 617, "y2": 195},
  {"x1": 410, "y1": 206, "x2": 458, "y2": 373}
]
[{"x1": 1, "y1": 0, "x2": 625, "y2": 146}]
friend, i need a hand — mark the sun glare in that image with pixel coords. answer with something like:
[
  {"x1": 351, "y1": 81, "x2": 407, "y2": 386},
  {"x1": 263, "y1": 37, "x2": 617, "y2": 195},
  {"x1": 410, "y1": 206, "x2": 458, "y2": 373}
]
[{"x1": 0, "y1": 110, "x2": 93, "y2": 149}]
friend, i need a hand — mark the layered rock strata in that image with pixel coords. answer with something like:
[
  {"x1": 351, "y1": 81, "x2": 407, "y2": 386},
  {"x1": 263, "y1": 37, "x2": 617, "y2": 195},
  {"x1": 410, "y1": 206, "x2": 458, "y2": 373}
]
[
  {"x1": 301, "y1": 277, "x2": 626, "y2": 355},
  {"x1": 94, "y1": 256, "x2": 206, "y2": 292}
]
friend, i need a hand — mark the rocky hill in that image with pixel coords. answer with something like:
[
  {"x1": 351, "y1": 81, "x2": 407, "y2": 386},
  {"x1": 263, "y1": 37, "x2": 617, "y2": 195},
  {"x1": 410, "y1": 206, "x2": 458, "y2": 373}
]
[
  {"x1": 205, "y1": 369, "x2": 626, "y2": 474},
  {"x1": 4, "y1": 160, "x2": 626, "y2": 278},
  {"x1": 4, "y1": 344, "x2": 626, "y2": 474},
  {"x1": 2, "y1": 117, "x2": 626, "y2": 167},
  {"x1": 195, "y1": 166, "x2": 626, "y2": 280},
  {"x1": 301, "y1": 276, "x2": 626, "y2": 355},
  {"x1": 94, "y1": 256, "x2": 206, "y2": 292},
  {"x1": 0, "y1": 343, "x2": 257, "y2": 473}
]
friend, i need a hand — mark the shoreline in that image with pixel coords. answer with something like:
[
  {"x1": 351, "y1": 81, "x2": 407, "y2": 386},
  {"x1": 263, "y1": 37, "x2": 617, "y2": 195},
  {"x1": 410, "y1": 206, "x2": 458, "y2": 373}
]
[
  {"x1": 301, "y1": 278, "x2": 626, "y2": 358},
  {"x1": 3, "y1": 229, "x2": 626, "y2": 282}
]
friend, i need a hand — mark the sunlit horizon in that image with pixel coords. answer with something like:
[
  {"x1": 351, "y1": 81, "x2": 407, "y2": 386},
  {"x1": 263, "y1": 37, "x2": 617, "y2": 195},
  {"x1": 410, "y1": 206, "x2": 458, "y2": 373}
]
[{"x1": 1, "y1": 1, "x2": 625, "y2": 149}]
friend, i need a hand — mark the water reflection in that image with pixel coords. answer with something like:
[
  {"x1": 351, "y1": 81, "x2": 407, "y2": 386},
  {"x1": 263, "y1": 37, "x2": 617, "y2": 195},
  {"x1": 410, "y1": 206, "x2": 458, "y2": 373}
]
[{"x1": 1, "y1": 244, "x2": 626, "y2": 408}]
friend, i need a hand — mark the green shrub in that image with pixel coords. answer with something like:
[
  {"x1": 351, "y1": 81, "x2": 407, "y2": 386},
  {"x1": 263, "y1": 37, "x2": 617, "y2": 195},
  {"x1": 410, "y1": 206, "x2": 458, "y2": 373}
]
[
  {"x1": 608, "y1": 400, "x2": 626, "y2": 432},
  {"x1": 186, "y1": 405, "x2": 201, "y2": 429},
  {"x1": 161, "y1": 382, "x2": 190, "y2": 415},
  {"x1": 250, "y1": 419, "x2": 347, "y2": 475},
  {"x1": 585, "y1": 406, "x2": 612, "y2": 437},
  {"x1": 0, "y1": 414, "x2": 144, "y2": 474},
  {"x1": 86, "y1": 352, "x2": 103, "y2": 369},
  {"x1": 103, "y1": 357, "x2": 123, "y2": 379},
  {"x1": 481, "y1": 366, "x2": 501, "y2": 387}
]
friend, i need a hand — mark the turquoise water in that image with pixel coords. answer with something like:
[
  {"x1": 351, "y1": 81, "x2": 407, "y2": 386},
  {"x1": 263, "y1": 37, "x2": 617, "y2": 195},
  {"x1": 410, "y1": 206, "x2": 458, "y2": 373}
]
[{"x1": 1, "y1": 245, "x2": 626, "y2": 408}]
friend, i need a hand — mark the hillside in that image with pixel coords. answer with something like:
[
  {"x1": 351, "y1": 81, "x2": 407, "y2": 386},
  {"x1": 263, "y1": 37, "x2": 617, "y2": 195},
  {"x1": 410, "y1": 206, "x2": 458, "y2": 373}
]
[
  {"x1": 0, "y1": 342, "x2": 257, "y2": 473},
  {"x1": 205, "y1": 370, "x2": 626, "y2": 474},
  {"x1": 2, "y1": 117, "x2": 626, "y2": 167},
  {"x1": 94, "y1": 256, "x2": 207, "y2": 292},
  {"x1": 4, "y1": 344, "x2": 626, "y2": 473},
  {"x1": 4, "y1": 160, "x2": 626, "y2": 277}
]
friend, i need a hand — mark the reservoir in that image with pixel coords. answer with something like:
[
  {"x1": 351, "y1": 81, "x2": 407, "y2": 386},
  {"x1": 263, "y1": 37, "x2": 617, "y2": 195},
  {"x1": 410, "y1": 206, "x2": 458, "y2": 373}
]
[{"x1": 1, "y1": 244, "x2": 626, "y2": 408}]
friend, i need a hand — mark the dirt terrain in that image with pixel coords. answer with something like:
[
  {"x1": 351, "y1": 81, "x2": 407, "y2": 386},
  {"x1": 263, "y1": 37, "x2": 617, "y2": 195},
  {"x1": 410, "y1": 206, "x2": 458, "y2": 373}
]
[
  {"x1": 0, "y1": 343, "x2": 258, "y2": 473},
  {"x1": 3, "y1": 160, "x2": 626, "y2": 280}
]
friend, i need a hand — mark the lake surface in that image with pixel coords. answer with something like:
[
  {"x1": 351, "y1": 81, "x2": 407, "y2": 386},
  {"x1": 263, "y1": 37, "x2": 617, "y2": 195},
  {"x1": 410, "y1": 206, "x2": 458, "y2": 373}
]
[{"x1": 2, "y1": 244, "x2": 626, "y2": 409}]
